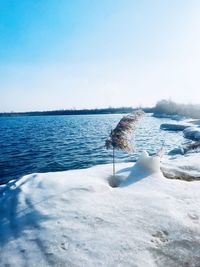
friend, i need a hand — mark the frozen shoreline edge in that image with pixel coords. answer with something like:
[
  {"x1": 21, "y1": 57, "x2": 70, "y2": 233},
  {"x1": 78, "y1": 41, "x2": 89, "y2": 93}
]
[{"x1": 1, "y1": 152, "x2": 200, "y2": 266}]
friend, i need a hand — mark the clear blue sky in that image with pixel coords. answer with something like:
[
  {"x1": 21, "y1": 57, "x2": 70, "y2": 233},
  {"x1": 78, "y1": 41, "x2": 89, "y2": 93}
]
[{"x1": 0, "y1": 0, "x2": 200, "y2": 112}]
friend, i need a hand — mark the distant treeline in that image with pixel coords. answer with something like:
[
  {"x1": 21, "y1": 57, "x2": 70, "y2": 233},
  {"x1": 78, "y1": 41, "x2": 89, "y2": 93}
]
[
  {"x1": 2, "y1": 100, "x2": 199, "y2": 118},
  {"x1": 0, "y1": 107, "x2": 153, "y2": 117},
  {"x1": 154, "y1": 100, "x2": 200, "y2": 119}
]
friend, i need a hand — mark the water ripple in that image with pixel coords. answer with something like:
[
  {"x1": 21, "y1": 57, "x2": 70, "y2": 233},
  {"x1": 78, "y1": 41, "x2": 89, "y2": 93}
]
[{"x1": 0, "y1": 114, "x2": 185, "y2": 183}]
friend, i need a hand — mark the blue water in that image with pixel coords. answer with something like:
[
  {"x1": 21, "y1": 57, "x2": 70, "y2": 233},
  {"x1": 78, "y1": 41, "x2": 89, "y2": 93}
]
[{"x1": 0, "y1": 114, "x2": 185, "y2": 184}]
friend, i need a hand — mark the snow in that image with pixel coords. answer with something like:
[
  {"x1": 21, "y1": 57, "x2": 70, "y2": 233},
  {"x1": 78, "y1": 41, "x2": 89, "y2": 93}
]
[
  {"x1": 160, "y1": 123, "x2": 191, "y2": 131},
  {"x1": 160, "y1": 118, "x2": 200, "y2": 142},
  {"x1": 153, "y1": 114, "x2": 186, "y2": 120},
  {"x1": 162, "y1": 153, "x2": 200, "y2": 181},
  {"x1": 183, "y1": 126, "x2": 200, "y2": 141},
  {"x1": 160, "y1": 121, "x2": 200, "y2": 142},
  {"x1": 1, "y1": 152, "x2": 200, "y2": 266},
  {"x1": 168, "y1": 147, "x2": 185, "y2": 155}
]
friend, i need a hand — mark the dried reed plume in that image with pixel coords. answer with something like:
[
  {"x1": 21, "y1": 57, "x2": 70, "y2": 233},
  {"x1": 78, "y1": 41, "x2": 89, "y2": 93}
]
[{"x1": 105, "y1": 110, "x2": 145, "y2": 177}]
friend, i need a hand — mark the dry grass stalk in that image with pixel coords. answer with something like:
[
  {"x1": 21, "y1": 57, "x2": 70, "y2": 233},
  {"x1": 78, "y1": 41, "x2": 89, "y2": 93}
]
[
  {"x1": 106, "y1": 110, "x2": 145, "y2": 152},
  {"x1": 105, "y1": 110, "x2": 145, "y2": 177}
]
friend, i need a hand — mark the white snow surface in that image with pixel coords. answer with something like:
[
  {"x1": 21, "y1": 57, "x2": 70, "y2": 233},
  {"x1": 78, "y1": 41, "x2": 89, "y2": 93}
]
[
  {"x1": 162, "y1": 153, "x2": 200, "y2": 180},
  {"x1": 183, "y1": 126, "x2": 200, "y2": 141},
  {"x1": 1, "y1": 152, "x2": 200, "y2": 267},
  {"x1": 160, "y1": 120, "x2": 200, "y2": 141},
  {"x1": 160, "y1": 122, "x2": 191, "y2": 131}
]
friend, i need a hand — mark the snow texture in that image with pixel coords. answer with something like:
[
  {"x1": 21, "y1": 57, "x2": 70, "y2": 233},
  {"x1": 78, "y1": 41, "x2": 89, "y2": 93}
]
[
  {"x1": 1, "y1": 152, "x2": 200, "y2": 267},
  {"x1": 153, "y1": 114, "x2": 186, "y2": 120},
  {"x1": 183, "y1": 126, "x2": 200, "y2": 141},
  {"x1": 168, "y1": 147, "x2": 185, "y2": 155},
  {"x1": 160, "y1": 123, "x2": 191, "y2": 131},
  {"x1": 160, "y1": 121, "x2": 200, "y2": 142},
  {"x1": 162, "y1": 153, "x2": 200, "y2": 181}
]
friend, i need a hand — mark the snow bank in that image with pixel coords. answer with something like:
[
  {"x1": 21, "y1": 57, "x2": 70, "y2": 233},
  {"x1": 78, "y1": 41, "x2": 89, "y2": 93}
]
[
  {"x1": 1, "y1": 153, "x2": 200, "y2": 267},
  {"x1": 160, "y1": 121, "x2": 200, "y2": 142},
  {"x1": 160, "y1": 123, "x2": 191, "y2": 131},
  {"x1": 168, "y1": 147, "x2": 185, "y2": 155},
  {"x1": 159, "y1": 117, "x2": 200, "y2": 141},
  {"x1": 162, "y1": 153, "x2": 200, "y2": 181},
  {"x1": 153, "y1": 113, "x2": 185, "y2": 120},
  {"x1": 183, "y1": 126, "x2": 200, "y2": 141},
  {"x1": 187, "y1": 119, "x2": 200, "y2": 125}
]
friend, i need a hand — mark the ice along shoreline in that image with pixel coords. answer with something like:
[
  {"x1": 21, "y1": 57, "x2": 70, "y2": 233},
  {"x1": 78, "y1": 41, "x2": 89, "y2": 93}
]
[{"x1": 0, "y1": 151, "x2": 200, "y2": 266}]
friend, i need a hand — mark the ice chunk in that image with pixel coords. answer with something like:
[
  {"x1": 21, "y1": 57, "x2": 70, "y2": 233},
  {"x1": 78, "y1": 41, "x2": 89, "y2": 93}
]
[
  {"x1": 183, "y1": 126, "x2": 200, "y2": 141},
  {"x1": 168, "y1": 147, "x2": 185, "y2": 155},
  {"x1": 160, "y1": 123, "x2": 190, "y2": 131},
  {"x1": 162, "y1": 153, "x2": 200, "y2": 181},
  {"x1": 135, "y1": 151, "x2": 161, "y2": 173}
]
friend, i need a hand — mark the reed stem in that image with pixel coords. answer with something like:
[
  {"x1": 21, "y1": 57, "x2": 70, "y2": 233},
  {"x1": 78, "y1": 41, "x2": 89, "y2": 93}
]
[{"x1": 113, "y1": 147, "x2": 115, "y2": 177}]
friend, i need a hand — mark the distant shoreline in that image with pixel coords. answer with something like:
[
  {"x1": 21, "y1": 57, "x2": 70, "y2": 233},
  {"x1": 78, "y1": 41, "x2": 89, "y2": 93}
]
[
  {"x1": 1, "y1": 100, "x2": 200, "y2": 119},
  {"x1": 0, "y1": 107, "x2": 153, "y2": 117}
]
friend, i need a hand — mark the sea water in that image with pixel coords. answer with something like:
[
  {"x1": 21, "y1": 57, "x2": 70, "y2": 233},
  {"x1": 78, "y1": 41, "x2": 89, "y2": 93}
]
[{"x1": 0, "y1": 114, "x2": 185, "y2": 183}]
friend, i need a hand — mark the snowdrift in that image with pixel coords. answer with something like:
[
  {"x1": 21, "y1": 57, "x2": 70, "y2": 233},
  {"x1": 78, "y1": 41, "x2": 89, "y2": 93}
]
[
  {"x1": 160, "y1": 121, "x2": 200, "y2": 142},
  {"x1": 183, "y1": 126, "x2": 200, "y2": 141},
  {"x1": 0, "y1": 152, "x2": 200, "y2": 267},
  {"x1": 160, "y1": 123, "x2": 191, "y2": 131}
]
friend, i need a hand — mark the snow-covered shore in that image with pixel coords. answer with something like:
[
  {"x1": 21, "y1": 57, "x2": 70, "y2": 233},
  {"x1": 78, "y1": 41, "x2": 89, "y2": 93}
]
[
  {"x1": 1, "y1": 152, "x2": 200, "y2": 267},
  {"x1": 160, "y1": 122, "x2": 191, "y2": 131},
  {"x1": 160, "y1": 120, "x2": 200, "y2": 142}
]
